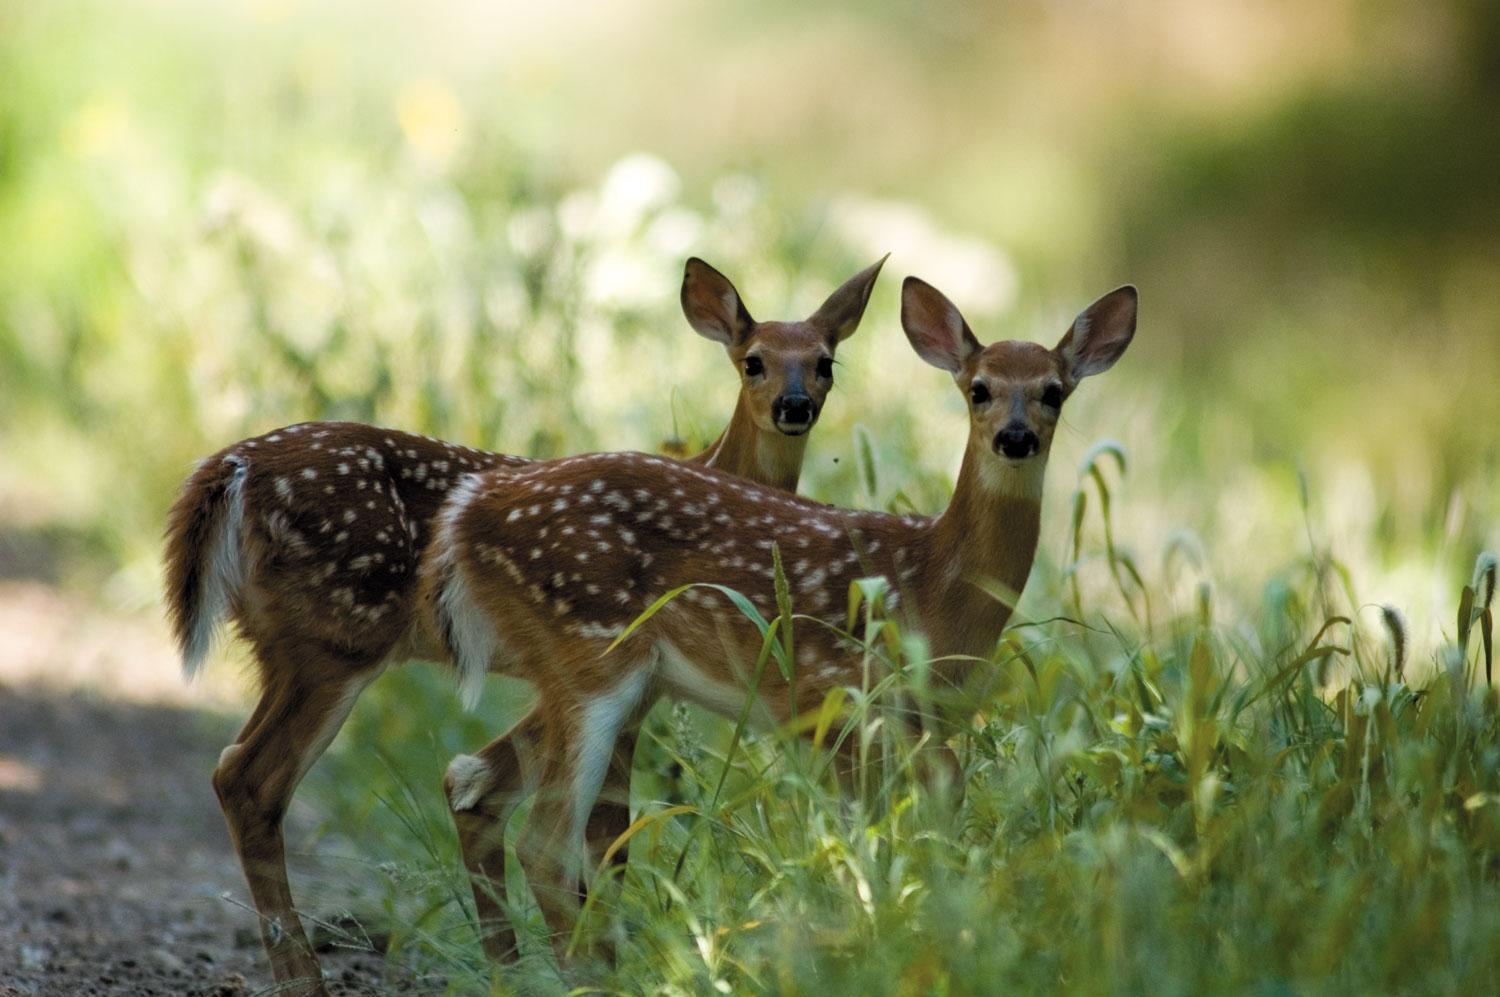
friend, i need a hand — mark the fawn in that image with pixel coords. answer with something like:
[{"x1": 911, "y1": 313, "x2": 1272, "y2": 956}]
[
  {"x1": 163, "y1": 255, "x2": 885, "y2": 995},
  {"x1": 419, "y1": 276, "x2": 1137, "y2": 959}
]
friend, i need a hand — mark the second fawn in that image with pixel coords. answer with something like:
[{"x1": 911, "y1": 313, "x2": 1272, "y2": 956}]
[
  {"x1": 163, "y1": 255, "x2": 885, "y2": 995},
  {"x1": 419, "y1": 275, "x2": 1138, "y2": 957}
]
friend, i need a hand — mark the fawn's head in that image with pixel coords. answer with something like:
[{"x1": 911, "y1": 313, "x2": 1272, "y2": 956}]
[
  {"x1": 901, "y1": 277, "x2": 1136, "y2": 479},
  {"x1": 681, "y1": 256, "x2": 886, "y2": 437}
]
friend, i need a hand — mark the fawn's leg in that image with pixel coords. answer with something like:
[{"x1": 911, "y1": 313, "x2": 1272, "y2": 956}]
[
  {"x1": 447, "y1": 719, "x2": 638, "y2": 963},
  {"x1": 515, "y1": 681, "x2": 645, "y2": 961},
  {"x1": 444, "y1": 709, "x2": 545, "y2": 962},
  {"x1": 213, "y1": 652, "x2": 381, "y2": 996},
  {"x1": 583, "y1": 731, "x2": 637, "y2": 875}
]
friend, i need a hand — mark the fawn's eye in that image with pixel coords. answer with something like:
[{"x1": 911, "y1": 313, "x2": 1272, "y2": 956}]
[
  {"x1": 970, "y1": 382, "x2": 991, "y2": 406},
  {"x1": 815, "y1": 356, "x2": 834, "y2": 379},
  {"x1": 744, "y1": 356, "x2": 764, "y2": 377},
  {"x1": 1041, "y1": 384, "x2": 1064, "y2": 410}
]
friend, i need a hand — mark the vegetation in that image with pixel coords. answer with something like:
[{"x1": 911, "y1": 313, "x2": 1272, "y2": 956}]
[{"x1": 3, "y1": 1, "x2": 1498, "y2": 993}]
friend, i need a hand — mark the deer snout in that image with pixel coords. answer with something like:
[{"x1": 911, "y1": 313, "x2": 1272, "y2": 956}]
[
  {"x1": 773, "y1": 393, "x2": 817, "y2": 432},
  {"x1": 994, "y1": 424, "x2": 1039, "y2": 459}
]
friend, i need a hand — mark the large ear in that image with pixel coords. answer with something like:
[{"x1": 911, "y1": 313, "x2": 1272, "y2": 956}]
[
  {"x1": 1056, "y1": 285, "x2": 1136, "y2": 380},
  {"x1": 807, "y1": 254, "x2": 888, "y2": 343},
  {"x1": 681, "y1": 257, "x2": 755, "y2": 346},
  {"x1": 900, "y1": 276, "x2": 981, "y2": 374}
]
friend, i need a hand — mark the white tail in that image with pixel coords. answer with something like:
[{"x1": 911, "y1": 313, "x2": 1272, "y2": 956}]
[
  {"x1": 162, "y1": 255, "x2": 885, "y2": 994},
  {"x1": 419, "y1": 276, "x2": 1138, "y2": 957},
  {"x1": 179, "y1": 454, "x2": 248, "y2": 678}
]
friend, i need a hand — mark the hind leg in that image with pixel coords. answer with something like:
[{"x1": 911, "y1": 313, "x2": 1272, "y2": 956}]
[
  {"x1": 447, "y1": 715, "x2": 640, "y2": 963},
  {"x1": 444, "y1": 708, "x2": 546, "y2": 961},
  {"x1": 213, "y1": 648, "x2": 383, "y2": 996},
  {"x1": 583, "y1": 730, "x2": 637, "y2": 880},
  {"x1": 516, "y1": 680, "x2": 647, "y2": 961}
]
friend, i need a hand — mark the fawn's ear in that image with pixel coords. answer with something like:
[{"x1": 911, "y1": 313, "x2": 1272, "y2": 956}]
[
  {"x1": 1056, "y1": 285, "x2": 1137, "y2": 380},
  {"x1": 807, "y1": 254, "x2": 888, "y2": 343},
  {"x1": 901, "y1": 276, "x2": 981, "y2": 374},
  {"x1": 682, "y1": 258, "x2": 755, "y2": 346}
]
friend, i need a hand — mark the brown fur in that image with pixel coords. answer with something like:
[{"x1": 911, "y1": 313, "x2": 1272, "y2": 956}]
[
  {"x1": 418, "y1": 278, "x2": 1138, "y2": 956},
  {"x1": 163, "y1": 257, "x2": 887, "y2": 992}
]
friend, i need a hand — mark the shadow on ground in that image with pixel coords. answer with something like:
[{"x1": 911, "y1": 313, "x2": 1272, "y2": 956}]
[{"x1": 0, "y1": 683, "x2": 406, "y2": 996}]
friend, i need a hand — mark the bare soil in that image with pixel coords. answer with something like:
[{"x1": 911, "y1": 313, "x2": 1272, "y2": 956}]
[{"x1": 0, "y1": 583, "x2": 418, "y2": 995}]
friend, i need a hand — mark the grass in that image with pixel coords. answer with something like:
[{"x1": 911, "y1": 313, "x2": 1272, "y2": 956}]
[{"x1": 298, "y1": 455, "x2": 1500, "y2": 995}]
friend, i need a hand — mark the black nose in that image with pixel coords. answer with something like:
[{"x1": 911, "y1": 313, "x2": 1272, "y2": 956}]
[
  {"x1": 994, "y1": 426, "x2": 1039, "y2": 459},
  {"x1": 775, "y1": 394, "x2": 816, "y2": 425}
]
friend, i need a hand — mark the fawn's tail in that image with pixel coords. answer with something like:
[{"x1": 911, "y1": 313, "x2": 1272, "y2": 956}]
[
  {"x1": 163, "y1": 452, "x2": 249, "y2": 679},
  {"x1": 419, "y1": 473, "x2": 495, "y2": 710}
]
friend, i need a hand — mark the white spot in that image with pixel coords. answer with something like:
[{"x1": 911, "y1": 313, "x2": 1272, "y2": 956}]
[
  {"x1": 569, "y1": 621, "x2": 624, "y2": 640},
  {"x1": 301, "y1": 468, "x2": 317, "y2": 480}
]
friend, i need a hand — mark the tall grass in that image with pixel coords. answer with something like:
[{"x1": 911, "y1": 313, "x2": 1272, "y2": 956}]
[{"x1": 304, "y1": 454, "x2": 1500, "y2": 994}]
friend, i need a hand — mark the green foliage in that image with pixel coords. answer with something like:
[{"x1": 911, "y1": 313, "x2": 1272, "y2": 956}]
[{"x1": 299, "y1": 460, "x2": 1500, "y2": 994}]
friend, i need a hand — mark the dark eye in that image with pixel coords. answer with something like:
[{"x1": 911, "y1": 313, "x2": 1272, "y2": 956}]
[
  {"x1": 970, "y1": 382, "x2": 991, "y2": 406},
  {"x1": 1041, "y1": 384, "x2": 1064, "y2": 410},
  {"x1": 815, "y1": 356, "x2": 834, "y2": 379},
  {"x1": 744, "y1": 356, "x2": 764, "y2": 377}
]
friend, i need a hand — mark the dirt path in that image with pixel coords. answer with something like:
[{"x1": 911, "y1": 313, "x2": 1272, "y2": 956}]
[
  {"x1": 0, "y1": 584, "x2": 414, "y2": 995},
  {"x1": 0, "y1": 684, "x2": 412, "y2": 996}
]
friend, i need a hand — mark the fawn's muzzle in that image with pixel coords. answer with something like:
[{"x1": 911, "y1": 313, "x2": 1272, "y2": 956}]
[
  {"x1": 773, "y1": 394, "x2": 817, "y2": 433},
  {"x1": 994, "y1": 425, "x2": 1039, "y2": 459}
]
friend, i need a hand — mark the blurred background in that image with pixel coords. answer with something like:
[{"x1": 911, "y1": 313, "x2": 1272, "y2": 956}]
[
  {"x1": 1, "y1": 0, "x2": 1498, "y2": 984},
  {"x1": 3, "y1": 0, "x2": 1496, "y2": 655}
]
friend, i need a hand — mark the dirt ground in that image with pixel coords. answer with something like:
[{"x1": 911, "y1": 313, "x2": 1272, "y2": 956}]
[{"x1": 0, "y1": 584, "x2": 413, "y2": 995}]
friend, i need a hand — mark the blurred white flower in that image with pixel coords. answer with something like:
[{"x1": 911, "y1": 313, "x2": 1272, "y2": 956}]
[
  {"x1": 202, "y1": 172, "x2": 299, "y2": 254},
  {"x1": 646, "y1": 206, "x2": 704, "y2": 258},
  {"x1": 417, "y1": 188, "x2": 475, "y2": 253},
  {"x1": 485, "y1": 273, "x2": 530, "y2": 330},
  {"x1": 507, "y1": 205, "x2": 554, "y2": 258},
  {"x1": 828, "y1": 196, "x2": 1018, "y2": 317},
  {"x1": 584, "y1": 245, "x2": 671, "y2": 310},
  {"x1": 596, "y1": 153, "x2": 680, "y2": 237},
  {"x1": 557, "y1": 190, "x2": 597, "y2": 243}
]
